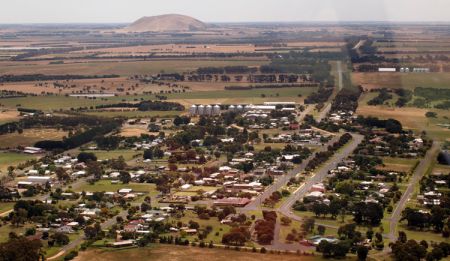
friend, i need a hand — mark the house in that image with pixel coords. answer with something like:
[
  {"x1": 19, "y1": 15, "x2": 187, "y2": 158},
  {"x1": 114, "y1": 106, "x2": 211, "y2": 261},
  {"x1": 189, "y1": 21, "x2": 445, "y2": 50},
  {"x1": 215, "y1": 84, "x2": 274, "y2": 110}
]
[
  {"x1": 118, "y1": 188, "x2": 133, "y2": 194},
  {"x1": 26, "y1": 176, "x2": 51, "y2": 185},
  {"x1": 181, "y1": 184, "x2": 192, "y2": 190},
  {"x1": 213, "y1": 197, "x2": 251, "y2": 207},
  {"x1": 310, "y1": 183, "x2": 326, "y2": 193},
  {"x1": 56, "y1": 225, "x2": 74, "y2": 234},
  {"x1": 112, "y1": 240, "x2": 135, "y2": 248}
]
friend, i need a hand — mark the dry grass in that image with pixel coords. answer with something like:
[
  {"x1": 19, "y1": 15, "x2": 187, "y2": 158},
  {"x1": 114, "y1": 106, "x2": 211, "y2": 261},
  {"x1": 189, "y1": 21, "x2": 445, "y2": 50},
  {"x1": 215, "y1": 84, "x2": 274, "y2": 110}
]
[
  {"x1": 352, "y1": 72, "x2": 450, "y2": 90},
  {"x1": 377, "y1": 157, "x2": 419, "y2": 173},
  {"x1": 0, "y1": 128, "x2": 67, "y2": 148},
  {"x1": 357, "y1": 105, "x2": 450, "y2": 141},
  {"x1": 73, "y1": 44, "x2": 258, "y2": 55},
  {"x1": 74, "y1": 245, "x2": 323, "y2": 261},
  {"x1": 119, "y1": 127, "x2": 150, "y2": 137},
  {"x1": 0, "y1": 109, "x2": 20, "y2": 124}
]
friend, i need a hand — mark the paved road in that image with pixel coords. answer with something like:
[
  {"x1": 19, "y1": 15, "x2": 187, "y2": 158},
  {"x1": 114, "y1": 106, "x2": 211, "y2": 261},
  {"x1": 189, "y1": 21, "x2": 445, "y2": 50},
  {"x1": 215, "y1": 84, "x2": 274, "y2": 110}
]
[
  {"x1": 316, "y1": 61, "x2": 343, "y2": 123},
  {"x1": 386, "y1": 141, "x2": 440, "y2": 242},
  {"x1": 48, "y1": 209, "x2": 129, "y2": 260},
  {"x1": 263, "y1": 133, "x2": 362, "y2": 251},
  {"x1": 240, "y1": 134, "x2": 342, "y2": 212},
  {"x1": 297, "y1": 105, "x2": 313, "y2": 123},
  {"x1": 279, "y1": 133, "x2": 363, "y2": 218}
]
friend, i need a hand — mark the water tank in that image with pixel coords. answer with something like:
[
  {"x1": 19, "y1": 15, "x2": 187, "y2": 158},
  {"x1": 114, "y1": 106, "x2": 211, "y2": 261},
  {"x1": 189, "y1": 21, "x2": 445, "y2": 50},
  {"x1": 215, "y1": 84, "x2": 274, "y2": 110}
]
[
  {"x1": 197, "y1": 105, "x2": 205, "y2": 115},
  {"x1": 228, "y1": 105, "x2": 236, "y2": 112},
  {"x1": 205, "y1": 105, "x2": 213, "y2": 116},
  {"x1": 189, "y1": 105, "x2": 197, "y2": 116},
  {"x1": 213, "y1": 105, "x2": 221, "y2": 115}
]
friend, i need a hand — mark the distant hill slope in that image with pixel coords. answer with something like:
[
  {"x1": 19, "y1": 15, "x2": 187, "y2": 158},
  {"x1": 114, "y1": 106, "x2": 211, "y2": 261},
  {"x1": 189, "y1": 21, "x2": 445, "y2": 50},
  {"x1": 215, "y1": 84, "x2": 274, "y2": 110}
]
[{"x1": 124, "y1": 14, "x2": 207, "y2": 32}]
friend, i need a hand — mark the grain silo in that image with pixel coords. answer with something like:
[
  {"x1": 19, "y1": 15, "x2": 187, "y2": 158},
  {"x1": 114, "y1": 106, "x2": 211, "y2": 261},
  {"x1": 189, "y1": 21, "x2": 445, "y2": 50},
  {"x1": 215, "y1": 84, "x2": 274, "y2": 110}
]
[
  {"x1": 236, "y1": 105, "x2": 243, "y2": 112},
  {"x1": 197, "y1": 105, "x2": 205, "y2": 115},
  {"x1": 205, "y1": 105, "x2": 213, "y2": 115},
  {"x1": 189, "y1": 105, "x2": 197, "y2": 116},
  {"x1": 228, "y1": 105, "x2": 236, "y2": 112},
  {"x1": 213, "y1": 105, "x2": 221, "y2": 115}
]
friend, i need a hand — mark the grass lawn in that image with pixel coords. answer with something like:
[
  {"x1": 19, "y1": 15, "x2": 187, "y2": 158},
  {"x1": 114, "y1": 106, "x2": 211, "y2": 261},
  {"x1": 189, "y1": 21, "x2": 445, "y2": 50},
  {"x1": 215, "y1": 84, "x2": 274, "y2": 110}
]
[
  {"x1": 74, "y1": 180, "x2": 159, "y2": 196},
  {"x1": 0, "y1": 223, "x2": 34, "y2": 243},
  {"x1": 167, "y1": 211, "x2": 231, "y2": 245},
  {"x1": 0, "y1": 152, "x2": 37, "y2": 172},
  {"x1": 399, "y1": 223, "x2": 450, "y2": 244},
  {"x1": 377, "y1": 157, "x2": 419, "y2": 173},
  {"x1": 44, "y1": 232, "x2": 81, "y2": 258},
  {"x1": 0, "y1": 202, "x2": 14, "y2": 215}
]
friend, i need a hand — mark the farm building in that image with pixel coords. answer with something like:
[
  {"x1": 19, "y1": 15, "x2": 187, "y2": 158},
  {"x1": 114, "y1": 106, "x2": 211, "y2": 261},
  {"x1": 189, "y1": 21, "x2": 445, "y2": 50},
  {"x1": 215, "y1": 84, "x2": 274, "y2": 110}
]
[
  {"x1": 213, "y1": 197, "x2": 251, "y2": 207},
  {"x1": 378, "y1": 68, "x2": 396, "y2": 72}
]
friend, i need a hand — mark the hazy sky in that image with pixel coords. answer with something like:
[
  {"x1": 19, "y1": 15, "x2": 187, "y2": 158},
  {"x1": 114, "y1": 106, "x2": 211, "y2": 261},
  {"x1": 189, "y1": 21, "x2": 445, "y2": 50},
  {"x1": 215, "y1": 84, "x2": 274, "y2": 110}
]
[{"x1": 1, "y1": 0, "x2": 449, "y2": 23}]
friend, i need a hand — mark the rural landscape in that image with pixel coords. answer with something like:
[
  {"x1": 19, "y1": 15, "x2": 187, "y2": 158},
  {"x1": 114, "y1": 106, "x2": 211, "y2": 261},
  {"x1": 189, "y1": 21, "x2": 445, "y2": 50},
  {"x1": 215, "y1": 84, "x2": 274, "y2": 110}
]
[{"x1": 0, "y1": 2, "x2": 450, "y2": 261}]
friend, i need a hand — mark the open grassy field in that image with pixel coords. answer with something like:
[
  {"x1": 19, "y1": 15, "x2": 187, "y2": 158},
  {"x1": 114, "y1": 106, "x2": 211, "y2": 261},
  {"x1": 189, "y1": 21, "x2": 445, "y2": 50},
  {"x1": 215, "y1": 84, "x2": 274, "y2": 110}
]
[
  {"x1": 377, "y1": 157, "x2": 419, "y2": 173},
  {"x1": 0, "y1": 152, "x2": 37, "y2": 172},
  {"x1": 74, "y1": 180, "x2": 159, "y2": 195},
  {"x1": 0, "y1": 202, "x2": 15, "y2": 215},
  {"x1": 357, "y1": 105, "x2": 450, "y2": 141},
  {"x1": 0, "y1": 128, "x2": 67, "y2": 148},
  {"x1": 74, "y1": 244, "x2": 327, "y2": 261},
  {"x1": 353, "y1": 72, "x2": 450, "y2": 90},
  {"x1": 0, "y1": 59, "x2": 268, "y2": 76}
]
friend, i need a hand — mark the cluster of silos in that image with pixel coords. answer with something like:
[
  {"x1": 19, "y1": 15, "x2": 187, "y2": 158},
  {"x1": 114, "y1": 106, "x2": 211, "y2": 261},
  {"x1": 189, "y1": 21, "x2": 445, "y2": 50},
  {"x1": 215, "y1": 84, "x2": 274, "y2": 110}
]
[
  {"x1": 228, "y1": 104, "x2": 250, "y2": 113},
  {"x1": 189, "y1": 104, "x2": 221, "y2": 116}
]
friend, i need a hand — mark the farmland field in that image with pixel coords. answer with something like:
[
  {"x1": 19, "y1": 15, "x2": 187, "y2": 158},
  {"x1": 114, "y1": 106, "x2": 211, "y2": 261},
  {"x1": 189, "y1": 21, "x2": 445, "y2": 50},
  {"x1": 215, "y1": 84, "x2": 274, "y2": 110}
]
[
  {"x1": 0, "y1": 59, "x2": 268, "y2": 76},
  {"x1": 353, "y1": 72, "x2": 450, "y2": 90},
  {"x1": 0, "y1": 87, "x2": 316, "y2": 111},
  {"x1": 0, "y1": 128, "x2": 67, "y2": 148},
  {"x1": 75, "y1": 244, "x2": 326, "y2": 261},
  {"x1": 0, "y1": 110, "x2": 20, "y2": 124}
]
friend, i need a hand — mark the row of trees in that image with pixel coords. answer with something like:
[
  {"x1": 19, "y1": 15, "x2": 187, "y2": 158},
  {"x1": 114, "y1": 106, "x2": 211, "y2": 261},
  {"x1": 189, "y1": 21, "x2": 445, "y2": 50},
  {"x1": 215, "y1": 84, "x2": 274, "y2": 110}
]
[
  {"x1": 95, "y1": 100, "x2": 185, "y2": 111},
  {"x1": 254, "y1": 211, "x2": 277, "y2": 245},
  {"x1": 35, "y1": 121, "x2": 121, "y2": 150},
  {"x1": 306, "y1": 133, "x2": 352, "y2": 171}
]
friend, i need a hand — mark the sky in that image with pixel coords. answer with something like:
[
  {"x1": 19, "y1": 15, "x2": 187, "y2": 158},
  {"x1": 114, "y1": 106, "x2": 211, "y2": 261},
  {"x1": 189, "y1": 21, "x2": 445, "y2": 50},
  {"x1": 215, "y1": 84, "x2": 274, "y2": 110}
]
[{"x1": 1, "y1": 0, "x2": 449, "y2": 24}]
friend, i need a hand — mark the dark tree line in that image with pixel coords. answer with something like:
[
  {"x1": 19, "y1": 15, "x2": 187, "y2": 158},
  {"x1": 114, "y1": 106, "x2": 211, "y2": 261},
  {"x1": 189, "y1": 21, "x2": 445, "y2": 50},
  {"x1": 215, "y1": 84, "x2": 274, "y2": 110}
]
[
  {"x1": 306, "y1": 133, "x2": 352, "y2": 171},
  {"x1": 35, "y1": 121, "x2": 121, "y2": 150},
  {"x1": 0, "y1": 74, "x2": 119, "y2": 83},
  {"x1": 95, "y1": 100, "x2": 184, "y2": 111}
]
